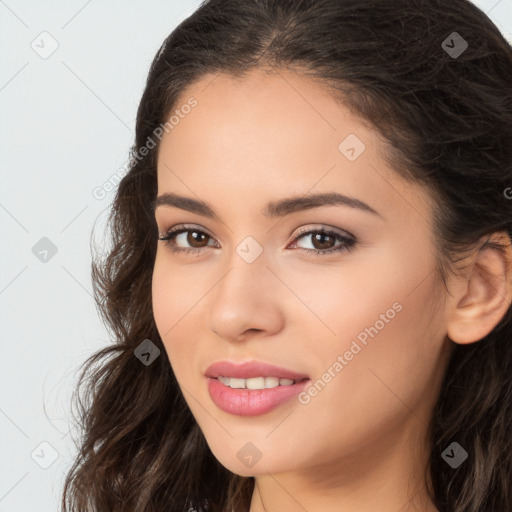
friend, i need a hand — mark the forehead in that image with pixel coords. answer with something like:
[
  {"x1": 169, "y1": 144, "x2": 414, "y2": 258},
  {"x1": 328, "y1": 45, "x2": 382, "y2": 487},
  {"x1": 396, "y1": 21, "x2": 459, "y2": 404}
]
[
  {"x1": 158, "y1": 67, "x2": 376, "y2": 167},
  {"x1": 156, "y1": 68, "x2": 434, "y2": 227}
]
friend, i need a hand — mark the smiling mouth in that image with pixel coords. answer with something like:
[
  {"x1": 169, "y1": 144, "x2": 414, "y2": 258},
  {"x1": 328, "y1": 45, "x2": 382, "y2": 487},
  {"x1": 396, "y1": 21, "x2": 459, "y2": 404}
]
[
  {"x1": 215, "y1": 375, "x2": 308, "y2": 389},
  {"x1": 206, "y1": 376, "x2": 311, "y2": 416},
  {"x1": 204, "y1": 359, "x2": 309, "y2": 382}
]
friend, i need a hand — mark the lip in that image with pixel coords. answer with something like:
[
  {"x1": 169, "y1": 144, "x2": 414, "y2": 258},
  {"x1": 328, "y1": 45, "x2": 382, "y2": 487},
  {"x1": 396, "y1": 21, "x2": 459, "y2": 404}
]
[
  {"x1": 206, "y1": 377, "x2": 310, "y2": 416},
  {"x1": 204, "y1": 360, "x2": 310, "y2": 416},
  {"x1": 204, "y1": 360, "x2": 309, "y2": 380}
]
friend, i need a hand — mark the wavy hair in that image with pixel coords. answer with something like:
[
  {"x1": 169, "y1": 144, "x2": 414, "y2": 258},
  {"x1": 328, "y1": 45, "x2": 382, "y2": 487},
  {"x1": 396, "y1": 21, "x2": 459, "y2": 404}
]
[{"x1": 61, "y1": 0, "x2": 512, "y2": 510}]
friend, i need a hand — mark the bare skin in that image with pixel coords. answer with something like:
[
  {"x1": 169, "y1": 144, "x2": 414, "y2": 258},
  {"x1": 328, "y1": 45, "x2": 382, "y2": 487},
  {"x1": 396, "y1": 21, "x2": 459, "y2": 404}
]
[{"x1": 151, "y1": 67, "x2": 512, "y2": 512}]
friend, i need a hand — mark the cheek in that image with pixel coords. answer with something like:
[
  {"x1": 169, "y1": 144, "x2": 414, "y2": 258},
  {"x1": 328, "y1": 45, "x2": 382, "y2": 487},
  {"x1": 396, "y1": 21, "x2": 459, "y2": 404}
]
[
  {"x1": 151, "y1": 253, "x2": 173, "y2": 335},
  {"x1": 291, "y1": 286, "x2": 444, "y2": 463},
  {"x1": 314, "y1": 276, "x2": 444, "y2": 427},
  {"x1": 151, "y1": 253, "x2": 194, "y2": 367},
  {"x1": 302, "y1": 243, "x2": 445, "y2": 404},
  {"x1": 151, "y1": 249, "x2": 203, "y2": 330}
]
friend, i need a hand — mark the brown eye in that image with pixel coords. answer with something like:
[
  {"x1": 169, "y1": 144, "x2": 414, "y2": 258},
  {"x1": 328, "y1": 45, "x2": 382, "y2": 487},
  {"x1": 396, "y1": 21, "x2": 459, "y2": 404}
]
[
  {"x1": 158, "y1": 226, "x2": 218, "y2": 253},
  {"x1": 310, "y1": 231, "x2": 336, "y2": 250},
  {"x1": 186, "y1": 230, "x2": 210, "y2": 248},
  {"x1": 290, "y1": 227, "x2": 356, "y2": 256}
]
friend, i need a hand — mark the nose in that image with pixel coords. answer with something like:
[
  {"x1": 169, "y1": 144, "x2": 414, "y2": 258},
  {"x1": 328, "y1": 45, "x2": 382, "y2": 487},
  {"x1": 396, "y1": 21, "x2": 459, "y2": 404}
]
[{"x1": 207, "y1": 254, "x2": 285, "y2": 343}]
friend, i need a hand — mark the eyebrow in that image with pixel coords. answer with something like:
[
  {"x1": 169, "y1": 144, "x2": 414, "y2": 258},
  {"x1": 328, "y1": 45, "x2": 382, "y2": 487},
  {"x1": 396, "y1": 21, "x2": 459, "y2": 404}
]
[{"x1": 151, "y1": 191, "x2": 383, "y2": 220}]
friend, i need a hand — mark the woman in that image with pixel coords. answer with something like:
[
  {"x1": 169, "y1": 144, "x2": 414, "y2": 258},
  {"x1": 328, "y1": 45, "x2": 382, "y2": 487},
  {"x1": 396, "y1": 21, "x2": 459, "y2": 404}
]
[{"x1": 61, "y1": 0, "x2": 512, "y2": 510}]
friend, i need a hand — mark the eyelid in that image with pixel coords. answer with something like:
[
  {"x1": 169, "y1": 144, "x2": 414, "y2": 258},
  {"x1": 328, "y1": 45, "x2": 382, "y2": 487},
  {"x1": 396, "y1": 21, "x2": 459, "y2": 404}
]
[
  {"x1": 158, "y1": 223, "x2": 357, "y2": 258},
  {"x1": 290, "y1": 224, "x2": 356, "y2": 241},
  {"x1": 158, "y1": 223, "x2": 355, "y2": 244},
  {"x1": 157, "y1": 223, "x2": 220, "y2": 249},
  {"x1": 158, "y1": 223, "x2": 218, "y2": 242}
]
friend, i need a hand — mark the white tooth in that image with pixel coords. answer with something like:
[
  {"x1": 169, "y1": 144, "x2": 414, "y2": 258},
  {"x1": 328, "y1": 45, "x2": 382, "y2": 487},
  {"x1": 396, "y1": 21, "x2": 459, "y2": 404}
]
[
  {"x1": 218, "y1": 376, "x2": 297, "y2": 389},
  {"x1": 246, "y1": 377, "x2": 265, "y2": 390},
  {"x1": 229, "y1": 377, "x2": 246, "y2": 389},
  {"x1": 264, "y1": 376, "x2": 280, "y2": 388}
]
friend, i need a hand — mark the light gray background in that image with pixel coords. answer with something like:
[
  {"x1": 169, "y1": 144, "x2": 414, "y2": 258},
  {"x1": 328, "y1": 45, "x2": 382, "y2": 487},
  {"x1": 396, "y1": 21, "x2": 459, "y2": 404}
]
[{"x1": 1, "y1": 1, "x2": 511, "y2": 510}]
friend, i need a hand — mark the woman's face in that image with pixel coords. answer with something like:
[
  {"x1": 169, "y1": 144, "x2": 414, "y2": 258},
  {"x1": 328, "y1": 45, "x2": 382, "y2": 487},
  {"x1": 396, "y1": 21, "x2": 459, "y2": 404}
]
[{"x1": 152, "y1": 68, "x2": 453, "y2": 480}]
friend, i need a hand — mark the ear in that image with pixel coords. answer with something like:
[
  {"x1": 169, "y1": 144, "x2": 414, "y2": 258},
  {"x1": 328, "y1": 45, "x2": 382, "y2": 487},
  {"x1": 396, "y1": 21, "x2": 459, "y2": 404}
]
[{"x1": 445, "y1": 231, "x2": 512, "y2": 345}]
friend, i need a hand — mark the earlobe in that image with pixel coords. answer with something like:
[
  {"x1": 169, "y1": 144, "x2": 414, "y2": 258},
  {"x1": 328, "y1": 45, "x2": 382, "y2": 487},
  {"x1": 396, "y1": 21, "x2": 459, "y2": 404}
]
[{"x1": 446, "y1": 231, "x2": 512, "y2": 345}]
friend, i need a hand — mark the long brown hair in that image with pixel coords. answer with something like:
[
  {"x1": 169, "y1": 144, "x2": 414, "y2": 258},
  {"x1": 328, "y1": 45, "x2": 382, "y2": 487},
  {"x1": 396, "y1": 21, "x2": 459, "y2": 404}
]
[{"x1": 61, "y1": 1, "x2": 512, "y2": 510}]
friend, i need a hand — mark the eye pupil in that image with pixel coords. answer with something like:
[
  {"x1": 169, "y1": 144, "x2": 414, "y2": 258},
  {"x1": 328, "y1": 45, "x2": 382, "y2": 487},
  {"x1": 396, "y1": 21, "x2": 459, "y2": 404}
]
[
  {"x1": 313, "y1": 232, "x2": 334, "y2": 250},
  {"x1": 189, "y1": 231, "x2": 208, "y2": 248}
]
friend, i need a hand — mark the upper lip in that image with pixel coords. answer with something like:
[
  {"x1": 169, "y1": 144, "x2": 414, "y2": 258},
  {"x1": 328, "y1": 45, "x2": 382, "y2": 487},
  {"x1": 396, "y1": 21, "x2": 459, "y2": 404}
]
[{"x1": 205, "y1": 360, "x2": 309, "y2": 381}]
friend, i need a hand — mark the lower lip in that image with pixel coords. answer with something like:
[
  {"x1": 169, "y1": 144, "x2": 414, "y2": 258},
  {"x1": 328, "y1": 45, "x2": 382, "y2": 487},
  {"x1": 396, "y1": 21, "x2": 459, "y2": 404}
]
[{"x1": 206, "y1": 377, "x2": 310, "y2": 416}]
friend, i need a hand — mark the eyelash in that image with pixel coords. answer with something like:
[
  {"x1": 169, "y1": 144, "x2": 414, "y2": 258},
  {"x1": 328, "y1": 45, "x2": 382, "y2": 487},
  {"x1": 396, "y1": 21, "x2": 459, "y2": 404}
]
[{"x1": 157, "y1": 224, "x2": 356, "y2": 256}]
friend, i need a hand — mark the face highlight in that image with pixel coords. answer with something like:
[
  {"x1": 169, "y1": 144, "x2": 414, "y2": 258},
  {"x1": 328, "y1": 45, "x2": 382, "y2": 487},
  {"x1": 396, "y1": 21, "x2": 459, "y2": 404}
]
[{"x1": 151, "y1": 68, "x2": 452, "y2": 510}]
